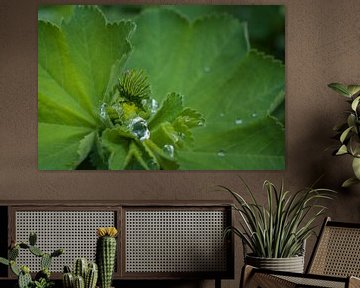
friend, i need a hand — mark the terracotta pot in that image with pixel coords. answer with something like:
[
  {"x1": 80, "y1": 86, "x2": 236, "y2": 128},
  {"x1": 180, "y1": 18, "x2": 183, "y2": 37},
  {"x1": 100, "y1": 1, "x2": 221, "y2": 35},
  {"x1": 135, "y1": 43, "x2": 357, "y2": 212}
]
[{"x1": 245, "y1": 254, "x2": 305, "y2": 273}]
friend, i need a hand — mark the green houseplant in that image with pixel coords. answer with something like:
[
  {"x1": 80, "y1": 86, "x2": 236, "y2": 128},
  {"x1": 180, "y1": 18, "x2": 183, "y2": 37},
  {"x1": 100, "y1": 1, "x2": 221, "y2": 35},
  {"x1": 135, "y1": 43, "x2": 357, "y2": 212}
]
[
  {"x1": 328, "y1": 83, "x2": 360, "y2": 187},
  {"x1": 221, "y1": 179, "x2": 334, "y2": 272},
  {"x1": 0, "y1": 232, "x2": 63, "y2": 288}
]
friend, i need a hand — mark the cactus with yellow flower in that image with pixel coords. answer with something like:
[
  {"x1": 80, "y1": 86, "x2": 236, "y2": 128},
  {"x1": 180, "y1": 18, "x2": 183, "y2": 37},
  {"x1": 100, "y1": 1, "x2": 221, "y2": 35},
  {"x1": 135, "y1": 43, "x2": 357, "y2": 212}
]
[{"x1": 96, "y1": 227, "x2": 118, "y2": 288}]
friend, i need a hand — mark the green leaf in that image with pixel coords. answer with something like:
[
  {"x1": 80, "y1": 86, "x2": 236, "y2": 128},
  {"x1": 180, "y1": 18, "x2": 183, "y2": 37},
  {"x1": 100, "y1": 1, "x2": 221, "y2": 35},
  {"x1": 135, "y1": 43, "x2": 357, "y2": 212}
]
[
  {"x1": 125, "y1": 8, "x2": 284, "y2": 169},
  {"x1": 340, "y1": 126, "x2": 352, "y2": 143},
  {"x1": 38, "y1": 5, "x2": 75, "y2": 26},
  {"x1": 39, "y1": 123, "x2": 94, "y2": 170},
  {"x1": 352, "y1": 157, "x2": 360, "y2": 180},
  {"x1": 342, "y1": 177, "x2": 360, "y2": 187},
  {"x1": 177, "y1": 117, "x2": 284, "y2": 169},
  {"x1": 149, "y1": 93, "x2": 184, "y2": 129},
  {"x1": 328, "y1": 83, "x2": 360, "y2": 98},
  {"x1": 38, "y1": 6, "x2": 135, "y2": 169},
  {"x1": 351, "y1": 96, "x2": 360, "y2": 111},
  {"x1": 328, "y1": 83, "x2": 352, "y2": 97},
  {"x1": 0, "y1": 257, "x2": 9, "y2": 266},
  {"x1": 101, "y1": 128, "x2": 130, "y2": 170}
]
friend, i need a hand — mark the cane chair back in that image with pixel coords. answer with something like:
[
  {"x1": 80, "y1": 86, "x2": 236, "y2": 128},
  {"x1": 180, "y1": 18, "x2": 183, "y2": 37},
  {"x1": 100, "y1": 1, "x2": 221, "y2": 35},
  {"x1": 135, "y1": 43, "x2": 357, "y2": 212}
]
[
  {"x1": 307, "y1": 217, "x2": 360, "y2": 278},
  {"x1": 241, "y1": 218, "x2": 360, "y2": 288}
]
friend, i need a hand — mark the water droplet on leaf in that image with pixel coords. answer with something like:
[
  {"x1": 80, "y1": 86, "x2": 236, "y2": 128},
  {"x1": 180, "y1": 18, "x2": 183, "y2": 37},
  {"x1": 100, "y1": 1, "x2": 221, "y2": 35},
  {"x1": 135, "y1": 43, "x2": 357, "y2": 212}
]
[
  {"x1": 128, "y1": 116, "x2": 150, "y2": 141},
  {"x1": 220, "y1": 113, "x2": 225, "y2": 117},
  {"x1": 99, "y1": 103, "x2": 107, "y2": 120},
  {"x1": 203, "y1": 66, "x2": 211, "y2": 73},
  {"x1": 251, "y1": 112, "x2": 257, "y2": 118},
  {"x1": 150, "y1": 99, "x2": 159, "y2": 114},
  {"x1": 147, "y1": 159, "x2": 158, "y2": 169},
  {"x1": 163, "y1": 144, "x2": 175, "y2": 158},
  {"x1": 217, "y1": 150, "x2": 225, "y2": 157},
  {"x1": 235, "y1": 118, "x2": 243, "y2": 125}
]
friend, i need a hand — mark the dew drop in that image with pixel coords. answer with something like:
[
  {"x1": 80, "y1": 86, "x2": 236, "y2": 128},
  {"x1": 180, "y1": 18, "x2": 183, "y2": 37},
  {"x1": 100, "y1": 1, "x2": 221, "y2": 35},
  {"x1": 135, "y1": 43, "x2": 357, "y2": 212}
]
[
  {"x1": 197, "y1": 119, "x2": 205, "y2": 126},
  {"x1": 163, "y1": 144, "x2": 175, "y2": 158},
  {"x1": 99, "y1": 103, "x2": 107, "y2": 120},
  {"x1": 113, "y1": 103, "x2": 122, "y2": 115},
  {"x1": 217, "y1": 150, "x2": 225, "y2": 157},
  {"x1": 251, "y1": 112, "x2": 257, "y2": 118},
  {"x1": 150, "y1": 99, "x2": 159, "y2": 114},
  {"x1": 204, "y1": 66, "x2": 211, "y2": 73},
  {"x1": 147, "y1": 159, "x2": 158, "y2": 169},
  {"x1": 220, "y1": 113, "x2": 225, "y2": 117},
  {"x1": 128, "y1": 116, "x2": 150, "y2": 141},
  {"x1": 235, "y1": 118, "x2": 243, "y2": 125}
]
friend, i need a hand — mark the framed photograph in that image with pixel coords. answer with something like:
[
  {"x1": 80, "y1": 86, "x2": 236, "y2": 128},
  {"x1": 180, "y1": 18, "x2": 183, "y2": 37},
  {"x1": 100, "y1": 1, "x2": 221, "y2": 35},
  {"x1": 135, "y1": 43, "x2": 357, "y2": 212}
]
[{"x1": 38, "y1": 5, "x2": 285, "y2": 170}]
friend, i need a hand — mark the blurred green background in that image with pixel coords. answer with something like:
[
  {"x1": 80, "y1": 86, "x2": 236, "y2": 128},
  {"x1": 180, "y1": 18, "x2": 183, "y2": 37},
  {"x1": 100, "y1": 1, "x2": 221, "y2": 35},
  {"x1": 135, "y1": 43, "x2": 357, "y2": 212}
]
[{"x1": 39, "y1": 5, "x2": 285, "y2": 62}]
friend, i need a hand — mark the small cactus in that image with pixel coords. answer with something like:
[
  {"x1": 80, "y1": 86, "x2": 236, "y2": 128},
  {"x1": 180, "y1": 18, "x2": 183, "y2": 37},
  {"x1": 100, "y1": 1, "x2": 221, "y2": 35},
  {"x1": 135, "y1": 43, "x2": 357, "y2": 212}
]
[
  {"x1": 41, "y1": 253, "x2": 52, "y2": 269},
  {"x1": 29, "y1": 245, "x2": 44, "y2": 257},
  {"x1": 74, "y1": 275, "x2": 85, "y2": 288},
  {"x1": 9, "y1": 246, "x2": 19, "y2": 260},
  {"x1": 29, "y1": 232, "x2": 37, "y2": 246},
  {"x1": 10, "y1": 260, "x2": 20, "y2": 276},
  {"x1": 0, "y1": 232, "x2": 63, "y2": 288},
  {"x1": 18, "y1": 268, "x2": 32, "y2": 288},
  {"x1": 74, "y1": 258, "x2": 87, "y2": 279},
  {"x1": 96, "y1": 227, "x2": 118, "y2": 288},
  {"x1": 85, "y1": 263, "x2": 98, "y2": 288},
  {"x1": 51, "y1": 248, "x2": 64, "y2": 257},
  {"x1": 63, "y1": 272, "x2": 74, "y2": 288},
  {"x1": 63, "y1": 259, "x2": 98, "y2": 288}
]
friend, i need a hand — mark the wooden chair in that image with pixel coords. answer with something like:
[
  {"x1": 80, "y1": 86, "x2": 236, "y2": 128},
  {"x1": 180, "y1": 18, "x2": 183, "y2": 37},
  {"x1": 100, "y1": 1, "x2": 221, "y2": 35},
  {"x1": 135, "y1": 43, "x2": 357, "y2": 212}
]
[{"x1": 241, "y1": 217, "x2": 360, "y2": 288}]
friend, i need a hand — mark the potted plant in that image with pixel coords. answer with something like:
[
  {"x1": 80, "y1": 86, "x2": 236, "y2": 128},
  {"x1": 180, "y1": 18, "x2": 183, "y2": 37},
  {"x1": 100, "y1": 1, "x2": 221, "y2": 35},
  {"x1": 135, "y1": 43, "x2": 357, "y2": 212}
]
[
  {"x1": 328, "y1": 83, "x2": 360, "y2": 187},
  {"x1": 0, "y1": 232, "x2": 63, "y2": 288},
  {"x1": 221, "y1": 179, "x2": 334, "y2": 273}
]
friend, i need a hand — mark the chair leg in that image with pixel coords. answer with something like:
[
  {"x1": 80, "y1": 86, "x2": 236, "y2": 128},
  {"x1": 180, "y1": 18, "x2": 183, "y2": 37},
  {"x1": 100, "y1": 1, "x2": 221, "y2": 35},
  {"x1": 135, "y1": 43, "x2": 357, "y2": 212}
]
[{"x1": 240, "y1": 265, "x2": 255, "y2": 288}]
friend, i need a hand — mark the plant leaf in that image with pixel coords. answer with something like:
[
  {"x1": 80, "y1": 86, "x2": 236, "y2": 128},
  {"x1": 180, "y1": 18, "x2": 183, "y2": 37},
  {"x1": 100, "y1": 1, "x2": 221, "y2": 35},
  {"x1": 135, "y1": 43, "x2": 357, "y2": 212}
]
[
  {"x1": 336, "y1": 144, "x2": 348, "y2": 156},
  {"x1": 328, "y1": 83, "x2": 352, "y2": 97},
  {"x1": 38, "y1": 123, "x2": 94, "y2": 170},
  {"x1": 38, "y1": 6, "x2": 135, "y2": 169},
  {"x1": 125, "y1": 8, "x2": 284, "y2": 169},
  {"x1": 352, "y1": 157, "x2": 360, "y2": 180},
  {"x1": 342, "y1": 177, "x2": 360, "y2": 187}
]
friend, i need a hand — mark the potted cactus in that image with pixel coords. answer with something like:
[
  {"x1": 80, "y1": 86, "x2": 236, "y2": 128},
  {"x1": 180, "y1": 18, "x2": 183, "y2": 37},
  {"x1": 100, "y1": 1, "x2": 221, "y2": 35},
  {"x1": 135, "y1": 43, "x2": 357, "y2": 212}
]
[
  {"x1": 0, "y1": 232, "x2": 63, "y2": 288},
  {"x1": 63, "y1": 258, "x2": 98, "y2": 288},
  {"x1": 96, "y1": 227, "x2": 118, "y2": 288}
]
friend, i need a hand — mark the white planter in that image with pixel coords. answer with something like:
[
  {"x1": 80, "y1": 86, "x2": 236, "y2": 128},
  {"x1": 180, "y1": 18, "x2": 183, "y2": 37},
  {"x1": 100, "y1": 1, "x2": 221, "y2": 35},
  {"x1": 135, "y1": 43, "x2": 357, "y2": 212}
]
[{"x1": 245, "y1": 254, "x2": 305, "y2": 273}]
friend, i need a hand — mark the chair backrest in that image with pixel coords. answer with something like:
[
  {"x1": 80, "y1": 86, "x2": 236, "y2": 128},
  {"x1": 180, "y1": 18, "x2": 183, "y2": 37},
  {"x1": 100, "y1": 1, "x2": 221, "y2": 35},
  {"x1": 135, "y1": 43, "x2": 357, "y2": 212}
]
[{"x1": 307, "y1": 217, "x2": 360, "y2": 277}]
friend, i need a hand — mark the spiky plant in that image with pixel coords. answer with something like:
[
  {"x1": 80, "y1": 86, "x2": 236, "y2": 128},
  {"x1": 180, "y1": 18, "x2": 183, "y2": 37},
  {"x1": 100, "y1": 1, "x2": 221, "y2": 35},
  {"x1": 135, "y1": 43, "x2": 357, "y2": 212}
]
[
  {"x1": 0, "y1": 232, "x2": 63, "y2": 288},
  {"x1": 63, "y1": 260, "x2": 98, "y2": 288},
  {"x1": 221, "y1": 179, "x2": 335, "y2": 258},
  {"x1": 96, "y1": 227, "x2": 118, "y2": 288}
]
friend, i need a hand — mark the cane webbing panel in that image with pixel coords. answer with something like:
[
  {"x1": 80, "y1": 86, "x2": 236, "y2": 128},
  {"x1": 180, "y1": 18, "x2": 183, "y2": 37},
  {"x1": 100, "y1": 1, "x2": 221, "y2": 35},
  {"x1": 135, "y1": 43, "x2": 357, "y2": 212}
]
[
  {"x1": 15, "y1": 211, "x2": 115, "y2": 272},
  {"x1": 276, "y1": 275, "x2": 345, "y2": 288},
  {"x1": 249, "y1": 273, "x2": 297, "y2": 288},
  {"x1": 125, "y1": 210, "x2": 227, "y2": 273},
  {"x1": 309, "y1": 226, "x2": 360, "y2": 277}
]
